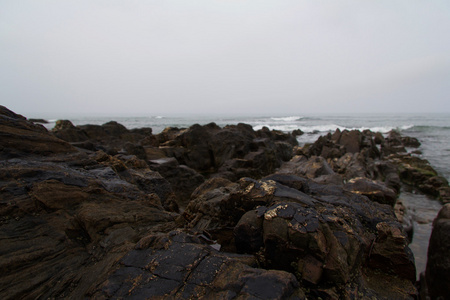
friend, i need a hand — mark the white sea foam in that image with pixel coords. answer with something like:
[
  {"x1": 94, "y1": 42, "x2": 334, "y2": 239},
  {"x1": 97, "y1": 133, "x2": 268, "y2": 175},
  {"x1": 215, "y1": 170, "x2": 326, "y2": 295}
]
[
  {"x1": 253, "y1": 124, "x2": 302, "y2": 132},
  {"x1": 270, "y1": 116, "x2": 303, "y2": 122},
  {"x1": 253, "y1": 123, "x2": 415, "y2": 134},
  {"x1": 253, "y1": 124, "x2": 344, "y2": 133},
  {"x1": 347, "y1": 124, "x2": 414, "y2": 133}
]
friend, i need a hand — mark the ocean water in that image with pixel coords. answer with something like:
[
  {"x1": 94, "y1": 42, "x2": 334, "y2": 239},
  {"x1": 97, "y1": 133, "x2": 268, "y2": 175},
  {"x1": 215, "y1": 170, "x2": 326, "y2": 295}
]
[{"x1": 44, "y1": 113, "x2": 450, "y2": 277}]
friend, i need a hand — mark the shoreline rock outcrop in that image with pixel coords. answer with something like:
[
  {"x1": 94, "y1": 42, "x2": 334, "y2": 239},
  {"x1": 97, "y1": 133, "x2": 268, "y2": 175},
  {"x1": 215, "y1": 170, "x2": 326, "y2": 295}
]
[
  {"x1": 1, "y1": 105, "x2": 448, "y2": 299},
  {"x1": 425, "y1": 204, "x2": 450, "y2": 300}
]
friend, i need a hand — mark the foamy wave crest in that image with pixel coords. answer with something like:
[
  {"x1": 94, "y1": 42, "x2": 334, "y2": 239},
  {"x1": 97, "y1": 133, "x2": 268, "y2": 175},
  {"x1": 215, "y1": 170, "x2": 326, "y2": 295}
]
[
  {"x1": 301, "y1": 124, "x2": 345, "y2": 133},
  {"x1": 253, "y1": 124, "x2": 343, "y2": 133},
  {"x1": 348, "y1": 124, "x2": 414, "y2": 133},
  {"x1": 270, "y1": 116, "x2": 303, "y2": 122},
  {"x1": 254, "y1": 123, "x2": 415, "y2": 134},
  {"x1": 400, "y1": 124, "x2": 414, "y2": 130},
  {"x1": 253, "y1": 124, "x2": 301, "y2": 132}
]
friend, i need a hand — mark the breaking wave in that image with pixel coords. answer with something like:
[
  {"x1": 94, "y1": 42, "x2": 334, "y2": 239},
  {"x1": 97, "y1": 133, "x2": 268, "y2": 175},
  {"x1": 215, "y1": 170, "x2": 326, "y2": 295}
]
[{"x1": 270, "y1": 116, "x2": 303, "y2": 122}]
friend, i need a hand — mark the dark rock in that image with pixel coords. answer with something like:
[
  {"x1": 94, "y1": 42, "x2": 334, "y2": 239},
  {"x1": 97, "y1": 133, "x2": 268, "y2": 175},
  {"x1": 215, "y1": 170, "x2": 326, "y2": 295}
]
[
  {"x1": 391, "y1": 154, "x2": 450, "y2": 200},
  {"x1": 394, "y1": 199, "x2": 414, "y2": 242},
  {"x1": 263, "y1": 173, "x2": 310, "y2": 194},
  {"x1": 144, "y1": 147, "x2": 167, "y2": 160},
  {"x1": 374, "y1": 132, "x2": 385, "y2": 144},
  {"x1": 401, "y1": 136, "x2": 421, "y2": 148},
  {"x1": 339, "y1": 130, "x2": 362, "y2": 154},
  {"x1": 344, "y1": 177, "x2": 397, "y2": 206},
  {"x1": 149, "y1": 157, "x2": 205, "y2": 207},
  {"x1": 278, "y1": 155, "x2": 335, "y2": 179},
  {"x1": 1, "y1": 106, "x2": 440, "y2": 299},
  {"x1": 0, "y1": 106, "x2": 76, "y2": 157},
  {"x1": 185, "y1": 176, "x2": 417, "y2": 298},
  {"x1": 419, "y1": 176, "x2": 449, "y2": 198},
  {"x1": 190, "y1": 177, "x2": 234, "y2": 199},
  {"x1": 101, "y1": 121, "x2": 128, "y2": 136},
  {"x1": 376, "y1": 161, "x2": 402, "y2": 194},
  {"x1": 368, "y1": 221, "x2": 416, "y2": 282},
  {"x1": 156, "y1": 126, "x2": 183, "y2": 144},
  {"x1": 93, "y1": 231, "x2": 304, "y2": 299},
  {"x1": 292, "y1": 129, "x2": 304, "y2": 136},
  {"x1": 234, "y1": 210, "x2": 264, "y2": 253},
  {"x1": 0, "y1": 150, "x2": 177, "y2": 299},
  {"x1": 28, "y1": 118, "x2": 49, "y2": 124},
  {"x1": 425, "y1": 204, "x2": 450, "y2": 300},
  {"x1": 123, "y1": 142, "x2": 146, "y2": 159}
]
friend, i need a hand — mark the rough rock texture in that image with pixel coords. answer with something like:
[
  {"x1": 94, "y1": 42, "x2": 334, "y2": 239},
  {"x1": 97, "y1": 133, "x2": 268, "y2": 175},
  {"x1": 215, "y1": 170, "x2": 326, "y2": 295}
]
[
  {"x1": 51, "y1": 120, "x2": 298, "y2": 207},
  {"x1": 2, "y1": 106, "x2": 447, "y2": 299},
  {"x1": 303, "y1": 128, "x2": 450, "y2": 203},
  {"x1": 93, "y1": 230, "x2": 304, "y2": 299},
  {"x1": 156, "y1": 122, "x2": 298, "y2": 180},
  {"x1": 0, "y1": 108, "x2": 179, "y2": 299},
  {"x1": 425, "y1": 204, "x2": 450, "y2": 300},
  {"x1": 0, "y1": 106, "x2": 76, "y2": 157},
  {"x1": 184, "y1": 176, "x2": 417, "y2": 299}
]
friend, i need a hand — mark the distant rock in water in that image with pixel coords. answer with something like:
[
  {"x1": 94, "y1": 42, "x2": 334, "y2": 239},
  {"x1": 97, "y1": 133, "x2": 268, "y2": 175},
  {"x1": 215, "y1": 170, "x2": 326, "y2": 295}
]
[
  {"x1": 1, "y1": 105, "x2": 450, "y2": 298},
  {"x1": 28, "y1": 118, "x2": 49, "y2": 124}
]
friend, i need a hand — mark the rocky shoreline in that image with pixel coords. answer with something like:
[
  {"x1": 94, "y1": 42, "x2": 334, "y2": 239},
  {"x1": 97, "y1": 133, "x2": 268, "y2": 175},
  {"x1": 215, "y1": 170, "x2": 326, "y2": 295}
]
[{"x1": 1, "y1": 105, "x2": 449, "y2": 299}]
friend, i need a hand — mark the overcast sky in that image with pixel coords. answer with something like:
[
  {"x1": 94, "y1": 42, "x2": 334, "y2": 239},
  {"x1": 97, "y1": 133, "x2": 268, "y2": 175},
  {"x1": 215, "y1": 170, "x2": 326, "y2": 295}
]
[{"x1": 1, "y1": 1, "x2": 450, "y2": 117}]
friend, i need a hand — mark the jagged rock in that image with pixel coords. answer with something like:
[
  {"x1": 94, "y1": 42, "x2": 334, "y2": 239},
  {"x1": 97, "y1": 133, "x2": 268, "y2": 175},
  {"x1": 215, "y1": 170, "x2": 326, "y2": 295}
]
[
  {"x1": 186, "y1": 176, "x2": 417, "y2": 298},
  {"x1": 52, "y1": 120, "x2": 156, "y2": 157},
  {"x1": 425, "y1": 204, "x2": 450, "y2": 300},
  {"x1": 394, "y1": 199, "x2": 414, "y2": 242},
  {"x1": 375, "y1": 160, "x2": 402, "y2": 194},
  {"x1": 1, "y1": 106, "x2": 444, "y2": 299},
  {"x1": 0, "y1": 106, "x2": 76, "y2": 157},
  {"x1": 368, "y1": 221, "x2": 416, "y2": 282},
  {"x1": 160, "y1": 123, "x2": 297, "y2": 177},
  {"x1": 149, "y1": 157, "x2": 205, "y2": 207},
  {"x1": 292, "y1": 129, "x2": 304, "y2": 137},
  {"x1": 0, "y1": 154, "x2": 177, "y2": 299},
  {"x1": 92, "y1": 230, "x2": 304, "y2": 299},
  {"x1": 29, "y1": 118, "x2": 49, "y2": 124},
  {"x1": 190, "y1": 177, "x2": 235, "y2": 199},
  {"x1": 344, "y1": 177, "x2": 397, "y2": 206},
  {"x1": 401, "y1": 136, "x2": 421, "y2": 148},
  {"x1": 278, "y1": 155, "x2": 335, "y2": 179},
  {"x1": 52, "y1": 120, "x2": 90, "y2": 142}
]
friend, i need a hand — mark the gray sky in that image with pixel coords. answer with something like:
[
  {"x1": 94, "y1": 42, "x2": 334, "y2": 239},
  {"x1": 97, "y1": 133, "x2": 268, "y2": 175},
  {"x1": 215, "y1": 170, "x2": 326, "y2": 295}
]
[{"x1": 1, "y1": 1, "x2": 450, "y2": 117}]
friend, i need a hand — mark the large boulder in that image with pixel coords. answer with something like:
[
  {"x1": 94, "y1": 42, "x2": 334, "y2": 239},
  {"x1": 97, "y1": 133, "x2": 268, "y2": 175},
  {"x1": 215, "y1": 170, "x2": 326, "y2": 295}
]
[
  {"x1": 277, "y1": 155, "x2": 335, "y2": 179},
  {"x1": 184, "y1": 176, "x2": 417, "y2": 299},
  {"x1": 149, "y1": 157, "x2": 205, "y2": 207},
  {"x1": 0, "y1": 152, "x2": 178, "y2": 299},
  {"x1": 157, "y1": 122, "x2": 298, "y2": 178},
  {"x1": 52, "y1": 119, "x2": 156, "y2": 157},
  {"x1": 0, "y1": 107, "x2": 182, "y2": 299},
  {"x1": 0, "y1": 106, "x2": 76, "y2": 157},
  {"x1": 425, "y1": 204, "x2": 450, "y2": 300},
  {"x1": 52, "y1": 119, "x2": 89, "y2": 142}
]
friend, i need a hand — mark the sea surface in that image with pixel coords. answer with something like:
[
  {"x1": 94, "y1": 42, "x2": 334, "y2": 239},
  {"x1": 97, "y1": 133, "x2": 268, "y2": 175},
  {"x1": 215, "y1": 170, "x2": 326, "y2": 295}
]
[{"x1": 44, "y1": 113, "x2": 450, "y2": 277}]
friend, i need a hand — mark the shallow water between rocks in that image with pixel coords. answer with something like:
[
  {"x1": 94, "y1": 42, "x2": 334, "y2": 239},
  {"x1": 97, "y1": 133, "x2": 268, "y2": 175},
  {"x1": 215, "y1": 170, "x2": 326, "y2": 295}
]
[{"x1": 399, "y1": 190, "x2": 443, "y2": 278}]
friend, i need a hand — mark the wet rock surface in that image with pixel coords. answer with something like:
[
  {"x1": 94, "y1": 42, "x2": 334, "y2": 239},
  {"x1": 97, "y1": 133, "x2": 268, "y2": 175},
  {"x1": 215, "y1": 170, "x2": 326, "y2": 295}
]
[
  {"x1": 425, "y1": 204, "x2": 450, "y2": 300},
  {"x1": 94, "y1": 230, "x2": 303, "y2": 299},
  {"x1": 1, "y1": 105, "x2": 449, "y2": 299}
]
